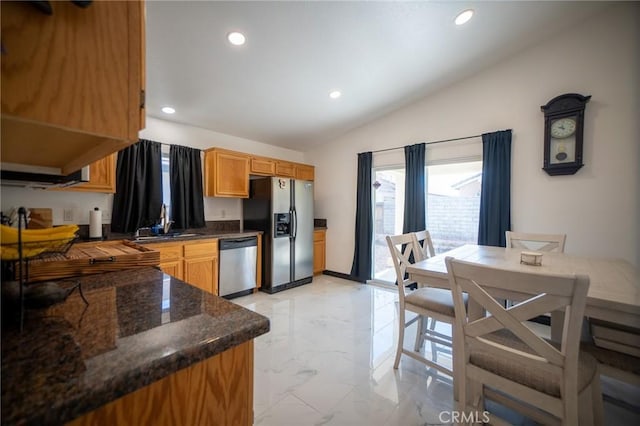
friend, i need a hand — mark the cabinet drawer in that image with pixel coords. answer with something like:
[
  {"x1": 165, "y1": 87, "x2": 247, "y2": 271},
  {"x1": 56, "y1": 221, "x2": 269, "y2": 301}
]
[
  {"x1": 184, "y1": 241, "x2": 218, "y2": 258},
  {"x1": 152, "y1": 243, "x2": 183, "y2": 262},
  {"x1": 314, "y1": 230, "x2": 326, "y2": 242}
]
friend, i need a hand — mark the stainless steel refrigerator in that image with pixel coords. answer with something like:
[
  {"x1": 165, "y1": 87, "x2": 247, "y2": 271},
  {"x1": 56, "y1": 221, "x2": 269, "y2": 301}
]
[{"x1": 243, "y1": 177, "x2": 314, "y2": 293}]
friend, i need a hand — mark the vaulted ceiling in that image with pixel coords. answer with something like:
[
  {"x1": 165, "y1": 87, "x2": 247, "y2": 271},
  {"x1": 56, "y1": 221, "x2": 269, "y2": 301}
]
[{"x1": 146, "y1": 1, "x2": 608, "y2": 151}]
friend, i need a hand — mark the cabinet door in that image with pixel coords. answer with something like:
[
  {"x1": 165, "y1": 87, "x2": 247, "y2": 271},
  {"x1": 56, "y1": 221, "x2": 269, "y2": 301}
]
[
  {"x1": 159, "y1": 260, "x2": 184, "y2": 280},
  {"x1": 250, "y1": 157, "x2": 275, "y2": 176},
  {"x1": 60, "y1": 154, "x2": 116, "y2": 193},
  {"x1": 1, "y1": 1, "x2": 145, "y2": 172},
  {"x1": 205, "y1": 150, "x2": 250, "y2": 197},
  {"x1": 275, "y1": 161, "x2": 296, "y2": 178},
  {"x1": 313, "y1": 230, "x2": 326, "y2": 275},
  {"x1": 184, "y1": 240, "x2": 218, "y2": 295},
  {"x1": 295, "y1": 164, "x2": 315, "y2": 181},
  {"x1": 184, "y1": 257, "x2": 216, "y2": 294}
]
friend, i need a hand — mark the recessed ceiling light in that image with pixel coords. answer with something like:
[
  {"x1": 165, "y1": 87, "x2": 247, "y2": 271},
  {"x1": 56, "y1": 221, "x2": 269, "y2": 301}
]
[
  {"x1": 227, "y1": 32, "x2": 246, "y2": 46},
  {"x1": 161, "y1": 106, "x2": 176, "y2": 114},
  {"x1": 455, "y1": 9, "x2": 474, "y2": 26},
  {"x1": 329, "y1": 90, "x2": 342, "y2": 99}
]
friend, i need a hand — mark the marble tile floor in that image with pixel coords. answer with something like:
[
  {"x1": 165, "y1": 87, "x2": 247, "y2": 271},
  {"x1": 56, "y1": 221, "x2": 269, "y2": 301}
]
[{"x1": 234, "y1": 274, "x2": 640, "y2": 425}]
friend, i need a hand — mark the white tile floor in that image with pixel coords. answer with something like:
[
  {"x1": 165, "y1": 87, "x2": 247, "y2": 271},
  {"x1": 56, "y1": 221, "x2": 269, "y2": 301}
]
[{"x1": 234, "y1": 274, "x2": 640, "y2": 425}]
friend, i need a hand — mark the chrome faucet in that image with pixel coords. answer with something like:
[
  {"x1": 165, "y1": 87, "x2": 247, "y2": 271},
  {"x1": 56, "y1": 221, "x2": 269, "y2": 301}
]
[{"x1": 159, "y1": 204, "x2": 173, "y2": 234}]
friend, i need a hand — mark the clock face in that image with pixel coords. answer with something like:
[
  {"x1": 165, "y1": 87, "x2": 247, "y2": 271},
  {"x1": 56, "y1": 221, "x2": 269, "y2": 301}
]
[{"x1": 550, "y1": 117, "x2": 577, "y2": 139}]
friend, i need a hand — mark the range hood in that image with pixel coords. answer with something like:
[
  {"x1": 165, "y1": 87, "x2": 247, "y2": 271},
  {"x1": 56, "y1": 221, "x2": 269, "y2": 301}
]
[{"x1": 0, "y1": 163, "x2": 90, "y2": 189}]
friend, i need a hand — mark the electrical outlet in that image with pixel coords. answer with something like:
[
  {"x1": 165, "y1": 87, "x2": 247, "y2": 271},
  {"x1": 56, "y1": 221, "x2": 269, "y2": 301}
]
[
  {"x1": 221, "y1": 209, "x2": 226, "y2": 218},
  {"x1": 63, "y1": 209, "x2": 73, "y2": 222},
  {"x1": 102, "y1": 210, "x2": 111, "y2": 221}
]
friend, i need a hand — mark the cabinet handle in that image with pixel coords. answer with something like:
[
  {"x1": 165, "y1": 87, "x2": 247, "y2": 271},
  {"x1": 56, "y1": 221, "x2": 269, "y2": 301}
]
[
  {"x1": 140, "y1": 90, "x2": 146, "y2": 109},
  {"x1": 89, "y1": 256, "x2": 115, "y2": 264}
]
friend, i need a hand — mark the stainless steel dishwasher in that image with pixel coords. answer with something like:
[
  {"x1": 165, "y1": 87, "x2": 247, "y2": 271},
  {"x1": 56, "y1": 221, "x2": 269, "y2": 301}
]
[{"x1": 219, "y1": 236, "x2": 257, "y2": 298}]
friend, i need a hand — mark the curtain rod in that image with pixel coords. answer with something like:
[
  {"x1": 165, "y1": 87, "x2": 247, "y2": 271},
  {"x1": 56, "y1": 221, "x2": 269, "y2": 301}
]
[{"x1": 370, "y1": 130, "x2": 511, "y2": 154}]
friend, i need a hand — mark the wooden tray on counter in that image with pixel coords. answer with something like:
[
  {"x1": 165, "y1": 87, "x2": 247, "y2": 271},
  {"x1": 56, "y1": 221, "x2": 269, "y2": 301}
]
[{"x1": 24, "y1": 240, "x2": 160, "y2": 282}]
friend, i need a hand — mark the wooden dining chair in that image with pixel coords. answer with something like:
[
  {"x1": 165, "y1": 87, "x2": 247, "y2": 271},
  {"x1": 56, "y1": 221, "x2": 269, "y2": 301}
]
[
  {"x1": 582, "y1": 319, "x2": 640, "y2": 387},
  {"x1": 411, "y1": 230, "x2": 442, "y2": 353},
  {"x1": 445, "y1": 257, "x2": 603, "y2": 425},
  {"x1": 386, "y1": 234, "x2": 463, "y2": 376},
  {"x1": 505, "y1": 231, "x2": 566, "y2": 253}
]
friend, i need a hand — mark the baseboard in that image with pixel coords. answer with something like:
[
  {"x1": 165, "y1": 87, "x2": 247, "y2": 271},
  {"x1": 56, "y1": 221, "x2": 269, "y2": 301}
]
[{"x1": 322, "y1": 270, "x2": 365, "y2": 283}]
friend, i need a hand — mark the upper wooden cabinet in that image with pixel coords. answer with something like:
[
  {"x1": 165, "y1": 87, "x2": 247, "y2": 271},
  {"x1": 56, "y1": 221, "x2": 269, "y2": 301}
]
[
  {"x1": 204, "y1": 147, "x2": 315, "y2": 198},
  {"x1": 204, "y1": 149, "x2": 250, "y2": 198},
  {"x1": 250, "y1": 157, "x2": 276, "y2": 176},
  {"x1": 0, "y1": 0, "x2": 145, "y2": 175},
  {"x1": 295, "y1": 164, "x2": 315, "y2": 181},
  {"x1": 60, "y1": 154, "x2": 117, "y2": 193},
  {"x1": 275, "y1": 161, "x2": 296, "y2": 178}
]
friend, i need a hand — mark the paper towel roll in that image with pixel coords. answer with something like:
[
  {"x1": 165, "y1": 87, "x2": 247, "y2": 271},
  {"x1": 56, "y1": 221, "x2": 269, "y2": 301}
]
[{"x1": 89, "y1": 208, "x2": 102, "y2": 239}]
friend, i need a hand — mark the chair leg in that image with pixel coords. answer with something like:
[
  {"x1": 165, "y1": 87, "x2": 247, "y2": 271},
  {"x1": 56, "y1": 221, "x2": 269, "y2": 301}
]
[
  {"x1": 414, "y1": 315, "x2": 425, "y2": 352},
  {"x1": 394, "y1": 307, "x2": 405, "y2": 369},
  {"x1": 429, "y1": 317, "x2": 438, "y2": 362},
  {"x1": 591, "y1": 369, "x2": 604, "y2": 426},
  {"x1": 578, "y1": 385, "x2": 595, "y2": 426}
]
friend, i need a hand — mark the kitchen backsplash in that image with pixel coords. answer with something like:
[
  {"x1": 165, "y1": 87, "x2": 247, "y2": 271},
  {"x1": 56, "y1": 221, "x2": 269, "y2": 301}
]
[{"x1": 78, "y1": 220, "x2": 242, "y2": 241}]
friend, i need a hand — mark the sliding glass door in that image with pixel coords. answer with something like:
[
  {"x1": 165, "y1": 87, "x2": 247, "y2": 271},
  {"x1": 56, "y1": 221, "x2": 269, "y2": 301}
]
[
  {"x1": 372, "y1": 167, "x2": 405, "y2": 282},
  {"x1": 371, "y1": 160, "x2": 482, "y2": 284}
]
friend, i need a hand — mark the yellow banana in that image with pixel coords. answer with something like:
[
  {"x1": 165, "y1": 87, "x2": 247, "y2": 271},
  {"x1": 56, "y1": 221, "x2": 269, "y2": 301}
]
[{"x1": 1, "y1": 224, "x2": 78, "y2": 245}]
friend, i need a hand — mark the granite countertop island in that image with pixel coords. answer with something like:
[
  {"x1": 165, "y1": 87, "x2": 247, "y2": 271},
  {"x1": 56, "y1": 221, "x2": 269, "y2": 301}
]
[{"x1": 1, "y1": 267, "x2": 270, "y2": 425}]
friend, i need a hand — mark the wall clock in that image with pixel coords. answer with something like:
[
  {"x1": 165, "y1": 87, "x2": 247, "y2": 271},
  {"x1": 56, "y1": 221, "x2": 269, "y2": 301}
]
[{"x1": 540, "y1": 93, "x2": 591, "y2": 176}]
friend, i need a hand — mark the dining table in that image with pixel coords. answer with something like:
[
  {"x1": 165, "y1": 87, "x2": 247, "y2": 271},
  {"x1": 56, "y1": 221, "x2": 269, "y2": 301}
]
[{"x1": 406, "y1": 244, "x2": 640, "y2": 338}]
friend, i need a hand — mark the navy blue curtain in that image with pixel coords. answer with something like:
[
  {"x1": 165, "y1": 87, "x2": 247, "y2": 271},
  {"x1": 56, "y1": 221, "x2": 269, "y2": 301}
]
[
  {"x1": 111, "y1": 140, "x2": 163, "y2": 233},
  {"x1": 170, "y1": 145, "x2": 205, "y2": 230},
  {"x1": 478, "y1": 130, "x2": 512, "y2": 247},
  {"x1": 402, "y1": 143, "x2": 426, "y2": 234},
  {"x1": 350, "y1": 152, "x2": 373, "y2": 282}
]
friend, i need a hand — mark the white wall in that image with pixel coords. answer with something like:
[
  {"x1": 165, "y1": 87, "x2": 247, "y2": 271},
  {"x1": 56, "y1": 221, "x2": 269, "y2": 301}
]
[
  {"x1": 0, "y1": 118, "x2": 305, "y2": 225},
  {"x1": 307, "y1": 3, "x2": 640, "y2": 271},
  {"x1": 140, "y1": 117, "x2": 305, "y2": 221}
]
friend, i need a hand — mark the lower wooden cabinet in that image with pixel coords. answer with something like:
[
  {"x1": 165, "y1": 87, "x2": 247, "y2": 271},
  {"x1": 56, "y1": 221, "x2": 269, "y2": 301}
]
[
  {"x1": 184, "y1": 241, "x2": 219, "y2": 295},
  {"x1": 150, "y1": 239, "x2": 218, "y2": 295},
  {"x1": 68, "y1": 340, "x2": 254, "y2": 426},
  {"x1": 313, "y1": 229, "x2": 326, "y2": 275}
]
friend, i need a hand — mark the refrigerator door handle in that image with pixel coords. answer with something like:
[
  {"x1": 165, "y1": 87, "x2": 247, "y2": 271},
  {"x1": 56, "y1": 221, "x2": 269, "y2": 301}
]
[{"x1": 292, "y1": 207, "x2": 298, "y2": 239}]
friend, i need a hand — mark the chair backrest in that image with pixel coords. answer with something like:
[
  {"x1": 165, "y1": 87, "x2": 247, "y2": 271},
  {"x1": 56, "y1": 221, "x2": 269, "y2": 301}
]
[
  {"x1": 386, "y1": 233, "x2": 421, "y2": 303},
  {"x1": 413, "y1": 230, "x2": 435, "y2": 261},
  {"x1": 445, "y1": 257, "x2": 589, "y2": 392},
  {"x1": 506, "y1": 231, "x2": 566, "y2": 253}
]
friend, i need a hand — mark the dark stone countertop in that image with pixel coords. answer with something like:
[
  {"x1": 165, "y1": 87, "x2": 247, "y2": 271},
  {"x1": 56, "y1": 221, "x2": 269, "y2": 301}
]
[
  {"x1": 1, "y1": 267, "x2": 270, "y2": 425},
  {"x1": 129, "y1": 230, "x2": 263, "y2": 245},
  {"x1": 83, "y1": 229, "x2": 263, "y2": 245}
]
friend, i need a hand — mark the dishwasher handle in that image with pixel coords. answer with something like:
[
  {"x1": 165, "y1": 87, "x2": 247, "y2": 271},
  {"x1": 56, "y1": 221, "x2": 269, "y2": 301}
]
[{"x1": 219, "y1": 236, "x2": 258, "y2": 250}]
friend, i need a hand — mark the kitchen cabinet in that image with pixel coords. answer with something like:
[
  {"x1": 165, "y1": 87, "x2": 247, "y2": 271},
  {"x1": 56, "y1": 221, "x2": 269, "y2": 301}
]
[
  {"x1": 204, "y1": 149, "x2": 250, "y2": 198},
  {"x1": 250, "y1": 157, "x2": 276, "y2": 176},
  {"x1": 295, "y1": 164, "x2": 315, "y2": 181},
  {"x1": 0, "y1": 0, "x2": 145, "y2": 175},
  {"x1": 313, "y1": 229, "x2": 326, "y2": 275},
  {"x1": 69, "y1": 340, "x2": 254, "y2": 426},
  {"x1": 275, "y1": 161, "x2": 296, "y2": 178},
  {"x1": 59, "y1": 154, "x2": 116, "y2": 193},
  {"x1": 153, "y1": 242, "x2": 185, "y2": 279},
  {"x1": 147, "y1": 239, "x2": 218, "y2": 295},
  {"x1": 184, "y1": 241, "x2": 219, "y2": 295}
]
